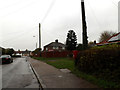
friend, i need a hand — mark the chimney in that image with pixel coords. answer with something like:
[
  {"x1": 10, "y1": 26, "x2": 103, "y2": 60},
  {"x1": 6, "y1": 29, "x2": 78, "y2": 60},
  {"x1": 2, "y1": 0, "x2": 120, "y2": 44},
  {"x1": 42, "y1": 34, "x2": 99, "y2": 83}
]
[{"x1": 55, "y1": 39, "x2": 58, "y2": 43}]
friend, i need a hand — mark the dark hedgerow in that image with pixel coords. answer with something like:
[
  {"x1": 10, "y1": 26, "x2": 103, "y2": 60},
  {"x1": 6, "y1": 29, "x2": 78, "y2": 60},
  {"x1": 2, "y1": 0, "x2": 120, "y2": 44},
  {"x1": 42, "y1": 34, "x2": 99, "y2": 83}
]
[{"x1": 75, "y1": 44, "x2": 120, "y2": 85}]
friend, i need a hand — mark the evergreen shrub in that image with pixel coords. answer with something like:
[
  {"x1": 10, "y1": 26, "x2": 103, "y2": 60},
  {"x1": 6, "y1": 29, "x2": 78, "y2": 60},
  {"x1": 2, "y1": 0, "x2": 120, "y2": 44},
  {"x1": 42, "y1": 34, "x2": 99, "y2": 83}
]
[{"x1": 75, "y1": 44, "x2": 120, "y2": 83}]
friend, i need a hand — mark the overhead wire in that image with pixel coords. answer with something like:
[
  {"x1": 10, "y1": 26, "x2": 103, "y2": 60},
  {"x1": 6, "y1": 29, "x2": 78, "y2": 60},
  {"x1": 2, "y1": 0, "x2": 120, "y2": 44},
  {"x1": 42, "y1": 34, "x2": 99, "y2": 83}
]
[
  {"x1": 87, "y1": 0, "x2": 102, "y2": 30},
  {"x1": 32, "y1": 0, "x2": 56, "y2": 47},
  {"x1": 0, "y1": 3, "x2": 38, "y2": 46},
  {"x1": 0, "y1": 0, "x2": 25, "y2": 11},
  {"x1": 1, "y1": 26, "x2": 37, "y2": 43},
  {"x1": 111, "y1": 0, "x2": 118, "y2": 7},
  {"x1": 1, "y1": 0, "x2": 56, "y2": 44},
  {"x1": 0, "y1": 0, "x2": 39, "y2": 18},
  {"x1": 41, "y1": 0, "x2": 56, "y2": 23},
  {"x1": 87, "y1": 0, "x2": 118, "y2": 29},
  {"x1": 0, "y1": 0, "x2": 39, "y2": 42},
  {"x1": 112, "y1": 0, "x2": 118, "y2": 6},
  {"x1": 1, "y1": 29, "x2": 36, "y2": 44}
]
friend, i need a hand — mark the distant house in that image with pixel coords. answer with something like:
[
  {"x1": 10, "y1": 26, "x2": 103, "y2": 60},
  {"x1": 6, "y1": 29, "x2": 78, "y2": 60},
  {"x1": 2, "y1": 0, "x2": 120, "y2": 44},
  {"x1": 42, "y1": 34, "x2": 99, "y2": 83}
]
[
  {"x1": 0, "y1": 47, "x2": 2, "y2": 56},
  {"x1": 43, "y1": 39, "x2": 66, "y2": 52},
  {"x1": 14, "y1": 50, "x2": 22, "y2": 56},
  {"x1": 41, "y1": 40, "x2": 71, "y2": 58},
  {"x1": 14, "y1": 50, "x2": 31, "y2": 56},
  {"x1": 96, "y1": 32, "x2": 120, "y2": 46},
  {"x1": 22, "y1": 50, "x2": 31, "y2": 56}
]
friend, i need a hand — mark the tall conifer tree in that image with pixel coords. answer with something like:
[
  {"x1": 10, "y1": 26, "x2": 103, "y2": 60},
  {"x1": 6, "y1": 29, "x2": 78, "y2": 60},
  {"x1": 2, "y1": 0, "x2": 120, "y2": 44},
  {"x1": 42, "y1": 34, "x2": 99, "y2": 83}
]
[{"x1": 66, "y1": 30, "x2": 77, "y2": 50}]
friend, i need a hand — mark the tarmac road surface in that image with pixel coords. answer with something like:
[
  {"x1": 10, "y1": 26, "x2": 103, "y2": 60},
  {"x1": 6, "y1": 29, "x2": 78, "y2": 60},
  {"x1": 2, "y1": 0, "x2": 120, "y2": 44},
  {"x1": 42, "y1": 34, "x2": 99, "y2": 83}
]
[{"x1": 1, "y1": 57, "x2": 39, "y2": 89}]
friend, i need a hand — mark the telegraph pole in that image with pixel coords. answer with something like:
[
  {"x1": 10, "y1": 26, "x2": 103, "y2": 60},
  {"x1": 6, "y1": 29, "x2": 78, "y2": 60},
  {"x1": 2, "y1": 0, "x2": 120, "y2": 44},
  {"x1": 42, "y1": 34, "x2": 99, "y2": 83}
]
[
  {"x1": 39, "y1": 23, "x2": 41, "y2": 49},
  {"x1": 36, "y1": 42, "x2": 37, "y2": 49},
  {"x1": 81, "y1": 0, "x2": 88, "y2": 49}
]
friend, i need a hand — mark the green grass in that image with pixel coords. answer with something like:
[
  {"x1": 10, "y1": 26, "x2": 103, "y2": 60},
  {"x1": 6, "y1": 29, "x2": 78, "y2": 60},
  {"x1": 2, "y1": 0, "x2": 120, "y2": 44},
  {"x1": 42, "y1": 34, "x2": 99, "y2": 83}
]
[
  {"x1": 32, "y1": 56, "x2": 119, "y2": 88},
  {"x1": 33, "y1": 57, "x2": 74, "y2": 70}
]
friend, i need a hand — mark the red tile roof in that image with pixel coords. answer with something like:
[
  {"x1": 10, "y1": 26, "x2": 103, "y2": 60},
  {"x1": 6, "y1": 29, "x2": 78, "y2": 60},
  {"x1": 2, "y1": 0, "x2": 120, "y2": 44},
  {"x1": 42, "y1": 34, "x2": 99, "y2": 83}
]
[{"x1": 96, "y1": 32, "x2": 120, "y2": 45}]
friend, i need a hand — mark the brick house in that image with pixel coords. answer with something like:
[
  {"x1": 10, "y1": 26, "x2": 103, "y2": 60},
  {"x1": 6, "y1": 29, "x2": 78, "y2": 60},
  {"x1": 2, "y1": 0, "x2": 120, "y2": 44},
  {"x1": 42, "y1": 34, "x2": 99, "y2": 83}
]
[
  {"x1": 96, "y1": 32, "x2": 120, "y2": 46},
  {"x1": 43, "y1": 39, "x2": 65, "y2": 52},
  {"x1": 14, "y1": 50, "x2": 31, "y2": 56},
  {"x1": 42, "y1": 40, "x2": 71, "y2": 57}
]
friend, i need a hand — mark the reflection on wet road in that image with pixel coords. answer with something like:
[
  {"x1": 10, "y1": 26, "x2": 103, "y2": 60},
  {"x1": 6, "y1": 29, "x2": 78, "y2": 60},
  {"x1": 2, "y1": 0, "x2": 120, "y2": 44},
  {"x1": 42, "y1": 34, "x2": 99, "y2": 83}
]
[{"x1": 2, "y1": 57, "x2": 39, "y2": 88}]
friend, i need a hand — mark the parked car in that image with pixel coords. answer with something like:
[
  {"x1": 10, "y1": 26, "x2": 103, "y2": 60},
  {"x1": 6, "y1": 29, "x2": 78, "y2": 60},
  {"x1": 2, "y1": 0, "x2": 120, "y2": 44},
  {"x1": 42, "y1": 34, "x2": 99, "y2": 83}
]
[{"x1": 0, "y1": 55, "x2": 13, "y2": 64}]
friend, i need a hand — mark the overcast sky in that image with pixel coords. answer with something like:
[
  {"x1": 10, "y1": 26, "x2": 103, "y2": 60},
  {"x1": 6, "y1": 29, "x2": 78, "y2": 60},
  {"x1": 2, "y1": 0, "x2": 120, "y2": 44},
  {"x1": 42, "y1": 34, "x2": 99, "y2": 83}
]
[{"x1": 0, "y1": 0, "x2": 119, "y2": 51}]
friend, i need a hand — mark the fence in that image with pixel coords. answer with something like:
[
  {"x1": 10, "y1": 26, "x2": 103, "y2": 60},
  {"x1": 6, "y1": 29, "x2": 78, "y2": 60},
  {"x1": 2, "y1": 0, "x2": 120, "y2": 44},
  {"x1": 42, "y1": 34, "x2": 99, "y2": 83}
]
[{"x1": 41, "y1": 50, "x2": 72, "y2": 58}]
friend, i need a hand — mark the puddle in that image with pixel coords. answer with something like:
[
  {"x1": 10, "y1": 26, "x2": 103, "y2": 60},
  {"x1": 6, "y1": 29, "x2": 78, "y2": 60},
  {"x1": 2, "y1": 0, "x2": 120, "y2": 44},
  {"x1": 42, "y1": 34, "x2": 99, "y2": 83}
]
[
  {"x1": 58, "y1": 75, "x2": 62, "y2": 78},
  {"x1": 60, "y1": 69, "x2": 71, "y2": 73}
]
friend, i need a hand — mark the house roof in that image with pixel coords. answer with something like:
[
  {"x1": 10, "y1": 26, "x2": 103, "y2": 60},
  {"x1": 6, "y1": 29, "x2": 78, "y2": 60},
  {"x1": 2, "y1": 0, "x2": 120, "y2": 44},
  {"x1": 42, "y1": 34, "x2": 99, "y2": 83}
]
[
  {"x1": 96, "y1": 32, "x2": 120, "y2": 45},
  {"x1": 44, "y1": 40, "x2": 65, "y2": 48},
  {"x1": 14, "y1": 50, "x2": 31, "y2": 54}
]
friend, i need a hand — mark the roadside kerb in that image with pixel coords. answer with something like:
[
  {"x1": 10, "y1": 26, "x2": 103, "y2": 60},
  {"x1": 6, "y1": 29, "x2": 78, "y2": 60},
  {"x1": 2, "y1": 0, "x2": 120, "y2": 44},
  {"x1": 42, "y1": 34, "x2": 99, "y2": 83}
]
[{"x1": 29, "y1": 62, "x2": 46, "y2": 89}]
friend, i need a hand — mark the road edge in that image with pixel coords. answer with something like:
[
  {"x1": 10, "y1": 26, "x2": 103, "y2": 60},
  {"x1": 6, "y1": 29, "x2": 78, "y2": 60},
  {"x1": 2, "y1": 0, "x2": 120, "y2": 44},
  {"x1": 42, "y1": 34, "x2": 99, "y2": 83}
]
[{"x1": 29, "y1": 61, "x2": 46, "y2": 89}]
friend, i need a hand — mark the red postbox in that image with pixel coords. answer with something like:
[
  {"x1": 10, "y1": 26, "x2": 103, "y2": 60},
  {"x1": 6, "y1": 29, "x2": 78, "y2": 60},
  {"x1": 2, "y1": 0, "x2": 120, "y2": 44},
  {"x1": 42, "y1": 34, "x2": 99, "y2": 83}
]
[{"x1": 73, "y1": 50, "x2": 79, "y2": 59}]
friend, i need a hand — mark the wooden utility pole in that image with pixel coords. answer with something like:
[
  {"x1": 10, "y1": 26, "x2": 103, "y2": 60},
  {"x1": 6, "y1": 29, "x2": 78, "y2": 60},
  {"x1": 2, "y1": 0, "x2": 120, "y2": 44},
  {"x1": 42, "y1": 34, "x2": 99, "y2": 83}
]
[
  {"x1": 81, "y1": 0, "x2": 88, "y2": 49},
  {"x1": 39, "y1": 23, "x2": 41, "y2": 49},
  {"x1": 36, "y1": 42, "x2": 37, "y2": 49}
]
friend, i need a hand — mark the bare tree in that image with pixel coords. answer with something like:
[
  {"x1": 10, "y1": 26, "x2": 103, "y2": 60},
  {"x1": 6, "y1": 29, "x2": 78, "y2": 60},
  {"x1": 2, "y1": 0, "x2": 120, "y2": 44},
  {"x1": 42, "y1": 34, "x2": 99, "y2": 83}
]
[{"x1": 99, "y1": 31, "x2": 116, "y2": 43}]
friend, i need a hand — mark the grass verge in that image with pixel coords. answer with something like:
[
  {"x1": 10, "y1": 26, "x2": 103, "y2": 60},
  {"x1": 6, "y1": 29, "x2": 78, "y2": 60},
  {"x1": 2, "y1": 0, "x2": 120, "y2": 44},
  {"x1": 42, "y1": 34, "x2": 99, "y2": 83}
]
[{"x1": 32, "y1": 56, "x2": 119, "y2": 88}]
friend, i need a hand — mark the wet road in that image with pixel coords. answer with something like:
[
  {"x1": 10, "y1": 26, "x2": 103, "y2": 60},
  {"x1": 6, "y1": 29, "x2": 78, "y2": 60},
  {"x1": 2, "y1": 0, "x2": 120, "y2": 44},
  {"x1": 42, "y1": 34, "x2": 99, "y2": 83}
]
[{"x1": 1, "y1": 57, "x2": 39, "y2": 88}]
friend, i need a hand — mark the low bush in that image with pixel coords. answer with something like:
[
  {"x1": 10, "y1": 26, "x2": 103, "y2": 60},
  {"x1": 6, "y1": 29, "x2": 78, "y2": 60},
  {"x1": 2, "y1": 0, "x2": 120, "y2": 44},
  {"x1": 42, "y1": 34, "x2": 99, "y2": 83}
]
[{"x1": 75, "y1": 44, "x2": 120, "y2": 85}]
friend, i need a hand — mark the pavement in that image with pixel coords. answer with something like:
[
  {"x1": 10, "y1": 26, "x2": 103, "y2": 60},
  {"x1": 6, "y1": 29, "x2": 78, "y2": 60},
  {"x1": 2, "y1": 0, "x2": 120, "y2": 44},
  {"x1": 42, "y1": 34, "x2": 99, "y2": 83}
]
[{"x1": 28, "y1": 57, "x2": 98, "y2": 88}]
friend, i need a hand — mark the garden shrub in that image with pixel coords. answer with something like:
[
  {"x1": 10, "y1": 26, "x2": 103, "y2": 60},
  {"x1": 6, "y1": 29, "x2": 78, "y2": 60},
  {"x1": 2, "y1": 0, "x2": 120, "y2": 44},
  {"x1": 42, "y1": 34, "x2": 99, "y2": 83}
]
[{"x1": 75, "y1": 44, "x2": 120, "y2": 83}]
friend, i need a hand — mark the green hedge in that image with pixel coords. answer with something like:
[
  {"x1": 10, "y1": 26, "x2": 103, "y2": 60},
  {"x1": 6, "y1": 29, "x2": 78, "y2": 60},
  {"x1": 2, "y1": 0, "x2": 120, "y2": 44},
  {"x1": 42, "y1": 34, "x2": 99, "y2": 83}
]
[{"x1": 75, "y1": 44, "x2": 120, "y2": 84}]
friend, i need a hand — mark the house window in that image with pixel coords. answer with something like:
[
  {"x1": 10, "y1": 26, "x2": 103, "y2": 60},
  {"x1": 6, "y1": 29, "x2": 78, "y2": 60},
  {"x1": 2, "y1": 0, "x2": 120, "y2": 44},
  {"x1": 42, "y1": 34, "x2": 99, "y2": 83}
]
[
  {"x1": 56, "y1": 47, "x2": 58, "y2": 49},
  {"x1": 46, "y1": 48, "x2": 48, "y2": 51},
  {"x1": 62, "y1": 47, "x2": 65, "y2": 50},
  {"x1": 53, "y1": 47, "x2": 55, "y2": 49}
]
